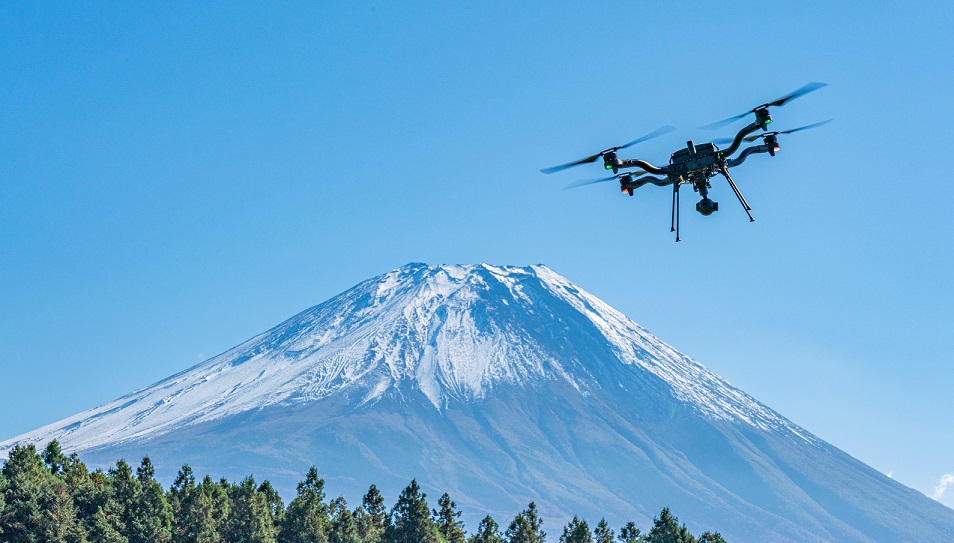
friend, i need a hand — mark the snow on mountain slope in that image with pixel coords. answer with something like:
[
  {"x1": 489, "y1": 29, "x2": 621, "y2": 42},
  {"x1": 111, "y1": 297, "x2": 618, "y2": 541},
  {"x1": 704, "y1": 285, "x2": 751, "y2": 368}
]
[
  {"x1": 0, "y1": 263, "x2": 809, "y2": 453},
  {"x1": 5, "y1": 263, "x2": 954, "y2": 543}
]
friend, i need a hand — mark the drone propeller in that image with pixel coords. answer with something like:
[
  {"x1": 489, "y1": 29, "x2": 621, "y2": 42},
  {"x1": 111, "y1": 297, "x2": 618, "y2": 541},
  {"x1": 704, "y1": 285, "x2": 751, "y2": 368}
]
[
  {"x1": 712, "y1": 118, "x2": 833, "y2": 145},
  {"x1": 563, "y1": 171, "x2": 647, "y2": 190},
  {"x1": 541, "y1": 125, "x2": 676, "y2": 174},
  {"x1": 699, "y1": 82, "x2": 828, "y2": 131}
]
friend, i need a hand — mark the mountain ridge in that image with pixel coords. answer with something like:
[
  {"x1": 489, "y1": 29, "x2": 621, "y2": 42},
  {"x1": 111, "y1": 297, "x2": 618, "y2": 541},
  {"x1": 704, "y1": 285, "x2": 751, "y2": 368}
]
[{"x1": 3, "y1": 263, "x2": 952, "y2": 542}]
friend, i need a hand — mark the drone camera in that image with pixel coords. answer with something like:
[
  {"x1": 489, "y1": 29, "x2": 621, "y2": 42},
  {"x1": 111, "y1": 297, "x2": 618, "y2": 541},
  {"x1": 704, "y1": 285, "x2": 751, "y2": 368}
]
[{"x1": 696, "y1": 198, "x2": 719, "y2": 216}]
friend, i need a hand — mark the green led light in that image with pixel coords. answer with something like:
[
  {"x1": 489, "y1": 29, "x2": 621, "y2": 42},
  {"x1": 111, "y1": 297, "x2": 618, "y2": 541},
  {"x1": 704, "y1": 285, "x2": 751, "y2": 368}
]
[
  {"x1": 764, "y1": 119, "x2": 772, "y2": 125},
  {"x1": 605, "y1": 164, "x2": 612, "y2": 170}
]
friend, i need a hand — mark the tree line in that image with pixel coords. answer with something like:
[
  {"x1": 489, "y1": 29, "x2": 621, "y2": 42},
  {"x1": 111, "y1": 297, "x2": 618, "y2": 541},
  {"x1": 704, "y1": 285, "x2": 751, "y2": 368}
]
[{"x1": 0, "y1": 441, "x2": 727, "y2": 543}]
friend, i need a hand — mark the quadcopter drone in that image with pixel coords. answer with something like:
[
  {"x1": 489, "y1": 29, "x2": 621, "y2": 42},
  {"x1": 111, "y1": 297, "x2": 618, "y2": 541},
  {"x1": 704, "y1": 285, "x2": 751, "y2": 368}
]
[{"x1": 541, "y1": 83, "x2": 832, "y2": 241}]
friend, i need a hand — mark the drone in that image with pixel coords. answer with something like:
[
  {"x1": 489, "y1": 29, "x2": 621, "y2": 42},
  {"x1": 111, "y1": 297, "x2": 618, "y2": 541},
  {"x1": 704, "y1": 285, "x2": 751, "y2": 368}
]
[{"x1": 541, "y1": 83, "x2": 832, "y2": 241}]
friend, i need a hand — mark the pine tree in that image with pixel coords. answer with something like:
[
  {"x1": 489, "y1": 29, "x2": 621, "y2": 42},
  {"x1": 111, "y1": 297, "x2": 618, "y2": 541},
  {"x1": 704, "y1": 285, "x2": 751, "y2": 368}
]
[
  {"x1": 108, "y1": 459, "x2": 140, "y2": 543},
  {"x1": 594, "y1": 518, "x2": 614, "y2": 543},
  {"x1": 504, "y1": 502, "x2": 545, "y2": 543},
  {"x1": 646, "y1": 508, "x2": 695, "y2": 543},
  {"x1": 697, "y1": 532, "x2": 726, "y2": 543},
  {"x1": 469, "y1": 515, "x2": 503, "y2": 543},
  {"x1": 0, "y1": 469, "x2": 7, "y2": 537},
  {"x1": 88, "y1": 505, "x2": 129, "y2": 543},
  {"x1": 259, "y1": 480, "x2": 286, "y2": 530},
  {"x1": 169, "y1": 466, "x2": 228, "y2": 543},
  {"x1": 433, "y1": 493, "x2": 466, "y2": 543},
  {"x1": 328, "y1": 497, "x2": 362, "y2": 543},
  {"x1": 280, "y1": 466, "x2": 330, "y2": 543},
  {"x1": 618, "y1": 522, "x2": 645, "y2": 543},
  {"x1": 559, "y1": 516, "x2": 592, "y2": 543},
  {"x1": 1, "y1": 443, "x2": 84, "y2": 542},
  {"x1": 384, "y1": 480, "x2": 441, "y2": 543},
  {"x1": 354, "y1": 484, "x2": 386, "y2": 543},
  {"x1": 226, "y1": 476, "x2": 277, "y2": 543},
  {"x1": 43, "y1": 440, "x2": 69, "y2": 475},
  {"x1": 129, "y1": 457, "x2": 172, "y2": 543}
]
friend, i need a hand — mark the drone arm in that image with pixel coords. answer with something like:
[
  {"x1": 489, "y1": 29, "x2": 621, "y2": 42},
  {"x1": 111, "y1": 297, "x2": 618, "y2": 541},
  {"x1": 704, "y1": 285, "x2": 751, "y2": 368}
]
[
  {"x1": 630, "y1": 175, "x2": 671, "y2": 189},
  {"x1": 619, "y1": 159, "x2": 667, "y2": 175},
  {"x1": 725, "y1": 144, "x2": 772, "y2": 168},
  {"x1": 719, "y1": 122, "x2": 763, "y2": 158}
]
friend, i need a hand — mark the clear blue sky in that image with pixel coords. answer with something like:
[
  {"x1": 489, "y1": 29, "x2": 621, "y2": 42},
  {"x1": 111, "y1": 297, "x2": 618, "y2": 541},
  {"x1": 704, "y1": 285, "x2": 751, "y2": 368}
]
[{"x1": 2, "y1": 1, "x2": 953, "y2": 507}]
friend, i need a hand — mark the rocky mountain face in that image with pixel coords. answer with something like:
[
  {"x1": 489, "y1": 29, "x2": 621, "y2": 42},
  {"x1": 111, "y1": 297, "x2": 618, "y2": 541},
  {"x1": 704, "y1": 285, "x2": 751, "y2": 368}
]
[{"x1": 3, "y1": 263, "x2": 952, "y2": 542}]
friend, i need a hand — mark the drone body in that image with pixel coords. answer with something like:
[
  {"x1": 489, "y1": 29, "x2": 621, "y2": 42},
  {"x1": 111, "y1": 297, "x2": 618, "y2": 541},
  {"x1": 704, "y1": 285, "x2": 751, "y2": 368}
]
[{"x1": 542, "y1": 83, "x2": 831, "y2": 241}]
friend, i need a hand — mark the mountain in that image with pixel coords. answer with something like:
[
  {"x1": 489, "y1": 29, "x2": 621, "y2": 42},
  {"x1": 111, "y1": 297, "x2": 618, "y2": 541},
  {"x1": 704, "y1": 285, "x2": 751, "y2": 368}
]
[{"x1": 2, "y1": 263, "x2": 952, "y2": 542}]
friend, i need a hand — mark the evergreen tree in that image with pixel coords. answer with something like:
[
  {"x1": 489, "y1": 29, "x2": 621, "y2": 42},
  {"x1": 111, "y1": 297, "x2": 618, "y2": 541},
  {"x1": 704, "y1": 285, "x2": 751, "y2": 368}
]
[
  {"x1": 559, "y1": 516, "x2": 592, "y2": 543},
  {"x1": 259, "y1": 480, "x2": 286, "y2": 530},
  {"x1": 433, "y1": 493, "x2": 466, "y2": 543},
  {"x1": 226, "y1": 476, "x2": 277, "y2": 543},
  {"x1": 594, "y1": 518, "x2": 614, "y2": 543},
  {"x1": 504, "y1": 502, "x2": 545, "y2": 543},
  {"x1": 696, "y1": 533, "x2": 726, "y2": 543},
  {"x1": 618, "y1": 522, "x2": 644, "y2": 543},
  {"x1": 0, "y1": 469, "x2": 7, "y2": 537},
  {"x1": 354, "y1": 484, "x2": 386, "y2": 543},
  {"x1": 469, "y1": 515, "x2": 503, "y2": 543},
  {"x1": 646, "y1": 508, "x2": 695, "y2": 543},
  {"x1": 280, "y1": 466, "x2": 330, "y2": 543},
  {"x1": 128, "y1": 457, "x2": 172, "y2": 543},
  {"x1": 328, "y1": 497, "x2": 362, "y2": 543},
  {"x1": 0, "y1": 443, "x2": 84, "y2": 542},
  {"x1": 106, "y1": 459, "x2": 140, "y2": 543},
  {"x1": 88, "y1": 505, "x2": 129, "y2": 543},
  {"x1": 384, "y1": 479, "x2": 441, "y2": 543},
  {"x1": 43, "y1": 440, "x2": 69, "y2": 475},
  {"x1": 169, "y1": 466, "x2": 228, "y2": 543}
]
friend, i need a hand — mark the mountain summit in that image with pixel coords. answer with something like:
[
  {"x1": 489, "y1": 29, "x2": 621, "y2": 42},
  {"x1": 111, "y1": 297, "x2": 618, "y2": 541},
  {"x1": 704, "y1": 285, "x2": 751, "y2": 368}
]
[{"x1": 3, "y1": 263, "x2": 952, "y2": 542}]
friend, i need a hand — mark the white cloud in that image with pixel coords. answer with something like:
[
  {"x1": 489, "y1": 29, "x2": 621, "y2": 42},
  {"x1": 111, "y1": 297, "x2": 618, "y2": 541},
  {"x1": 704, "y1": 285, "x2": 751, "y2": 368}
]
[{"x1": 931, "y1": 473, "x2": 954, "y2": 501}]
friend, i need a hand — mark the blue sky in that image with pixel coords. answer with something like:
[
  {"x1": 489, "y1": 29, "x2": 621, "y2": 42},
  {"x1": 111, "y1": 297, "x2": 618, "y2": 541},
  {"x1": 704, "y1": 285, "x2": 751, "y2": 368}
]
[{"x1": 2, "y1": 1, "x2": 953, "y2": 506}]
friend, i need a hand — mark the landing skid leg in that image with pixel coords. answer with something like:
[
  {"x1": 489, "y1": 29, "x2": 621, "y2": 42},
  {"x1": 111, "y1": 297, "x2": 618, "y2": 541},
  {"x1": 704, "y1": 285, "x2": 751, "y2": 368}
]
[
  {"x1": 670, "y1": 181, "x2": 677, "y2": 234},
  {"x1": 720, "y1": 167, "x2": 755, "y2": 222}
]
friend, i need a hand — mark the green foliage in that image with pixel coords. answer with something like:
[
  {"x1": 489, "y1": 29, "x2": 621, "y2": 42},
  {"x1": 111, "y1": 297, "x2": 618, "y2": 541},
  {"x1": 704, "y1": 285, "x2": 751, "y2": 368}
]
[
  {"x1": 646, "y1": 508, "x2": 696, "y2": 543},
  {"x1": 280, "y1": 466, "x2": 330, "y2": 543},
  {"x1": 127, "y1": 457, "x2": 172, "y2": 543},
  {"x1": 433, "y1": 493, "x2": 466, "y2": 543},
  {"x1": 226, "y1": 476, "x2": 277, "y2": 543},
  {"x1": 593, "y1": 518, "x2": 614, "y2": 543},
  {"x1": 354, "y1": 484, "x2": 386, "y2": 543},
  {"x1": 0, "y1": 443, "x2": 85, "y2": 542},
  {"x1": 618, "y1": 522, "x2": 645, "y2": 543},
  {"x1": 259, "y1": 480, "x2": 286, "y2": 528},
  {"x1": 327, "y1": 497, "x2": 361, "y2": 543},
  {"x1": 468, "y1": 515, "x2": 502, "y2": 543},
  {"x1": 43, "y1": 440, "x2": 69, "y2": 475},
  {"x1": 504, "y1": 502, "x2": 546, "y2": 543},
  {"x1": 384, "y1": 479, "x2": 441, "y2": 543},
  {"x1": 559, "y1": 516, "x2": 592, "y2": 543},
  {"x1": 1, "y1": 442, "x2": 732, "y2": 543},
  {"x1": 0, "y1": 469, "x2": 7, "y2": 535}
]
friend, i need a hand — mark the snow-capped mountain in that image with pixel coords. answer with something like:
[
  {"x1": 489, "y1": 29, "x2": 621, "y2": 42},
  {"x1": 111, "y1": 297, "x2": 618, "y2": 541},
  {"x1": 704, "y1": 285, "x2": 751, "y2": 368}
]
[{"x1": 3, "y1": 263, "x2": 952, "y2": 542}]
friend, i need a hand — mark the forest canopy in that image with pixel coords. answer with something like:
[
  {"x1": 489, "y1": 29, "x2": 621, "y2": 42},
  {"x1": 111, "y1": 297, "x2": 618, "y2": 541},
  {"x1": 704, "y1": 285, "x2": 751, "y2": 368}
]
[{"x1": 0, "y1": 441, "x2": 727, "y2": 543}]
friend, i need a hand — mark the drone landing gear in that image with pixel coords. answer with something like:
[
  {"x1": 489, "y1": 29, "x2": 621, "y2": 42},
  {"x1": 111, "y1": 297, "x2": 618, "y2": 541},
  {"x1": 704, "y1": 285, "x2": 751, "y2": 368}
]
[
  {"x1": 720, "y1": 167, "x2": 755, "y2": 222},
  {"x1": 670, "y1": 181, "x2": 681, "y2": 242}
]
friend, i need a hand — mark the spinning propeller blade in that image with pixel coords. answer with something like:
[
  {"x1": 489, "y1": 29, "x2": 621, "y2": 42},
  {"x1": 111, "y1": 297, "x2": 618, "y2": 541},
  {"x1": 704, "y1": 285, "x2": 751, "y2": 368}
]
[
  {"x1": 563, "y1": 171, "x2": 646, "y2": 190},
  {"x1": 699, "y1": 82, "x2": 828, "y2": 130},
  {"x1": 712, "y1": 118, "x2": 833, "y2": 145},
  {"x1": 541, "y1": 125, "x2": 675, "y2": 174}
]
